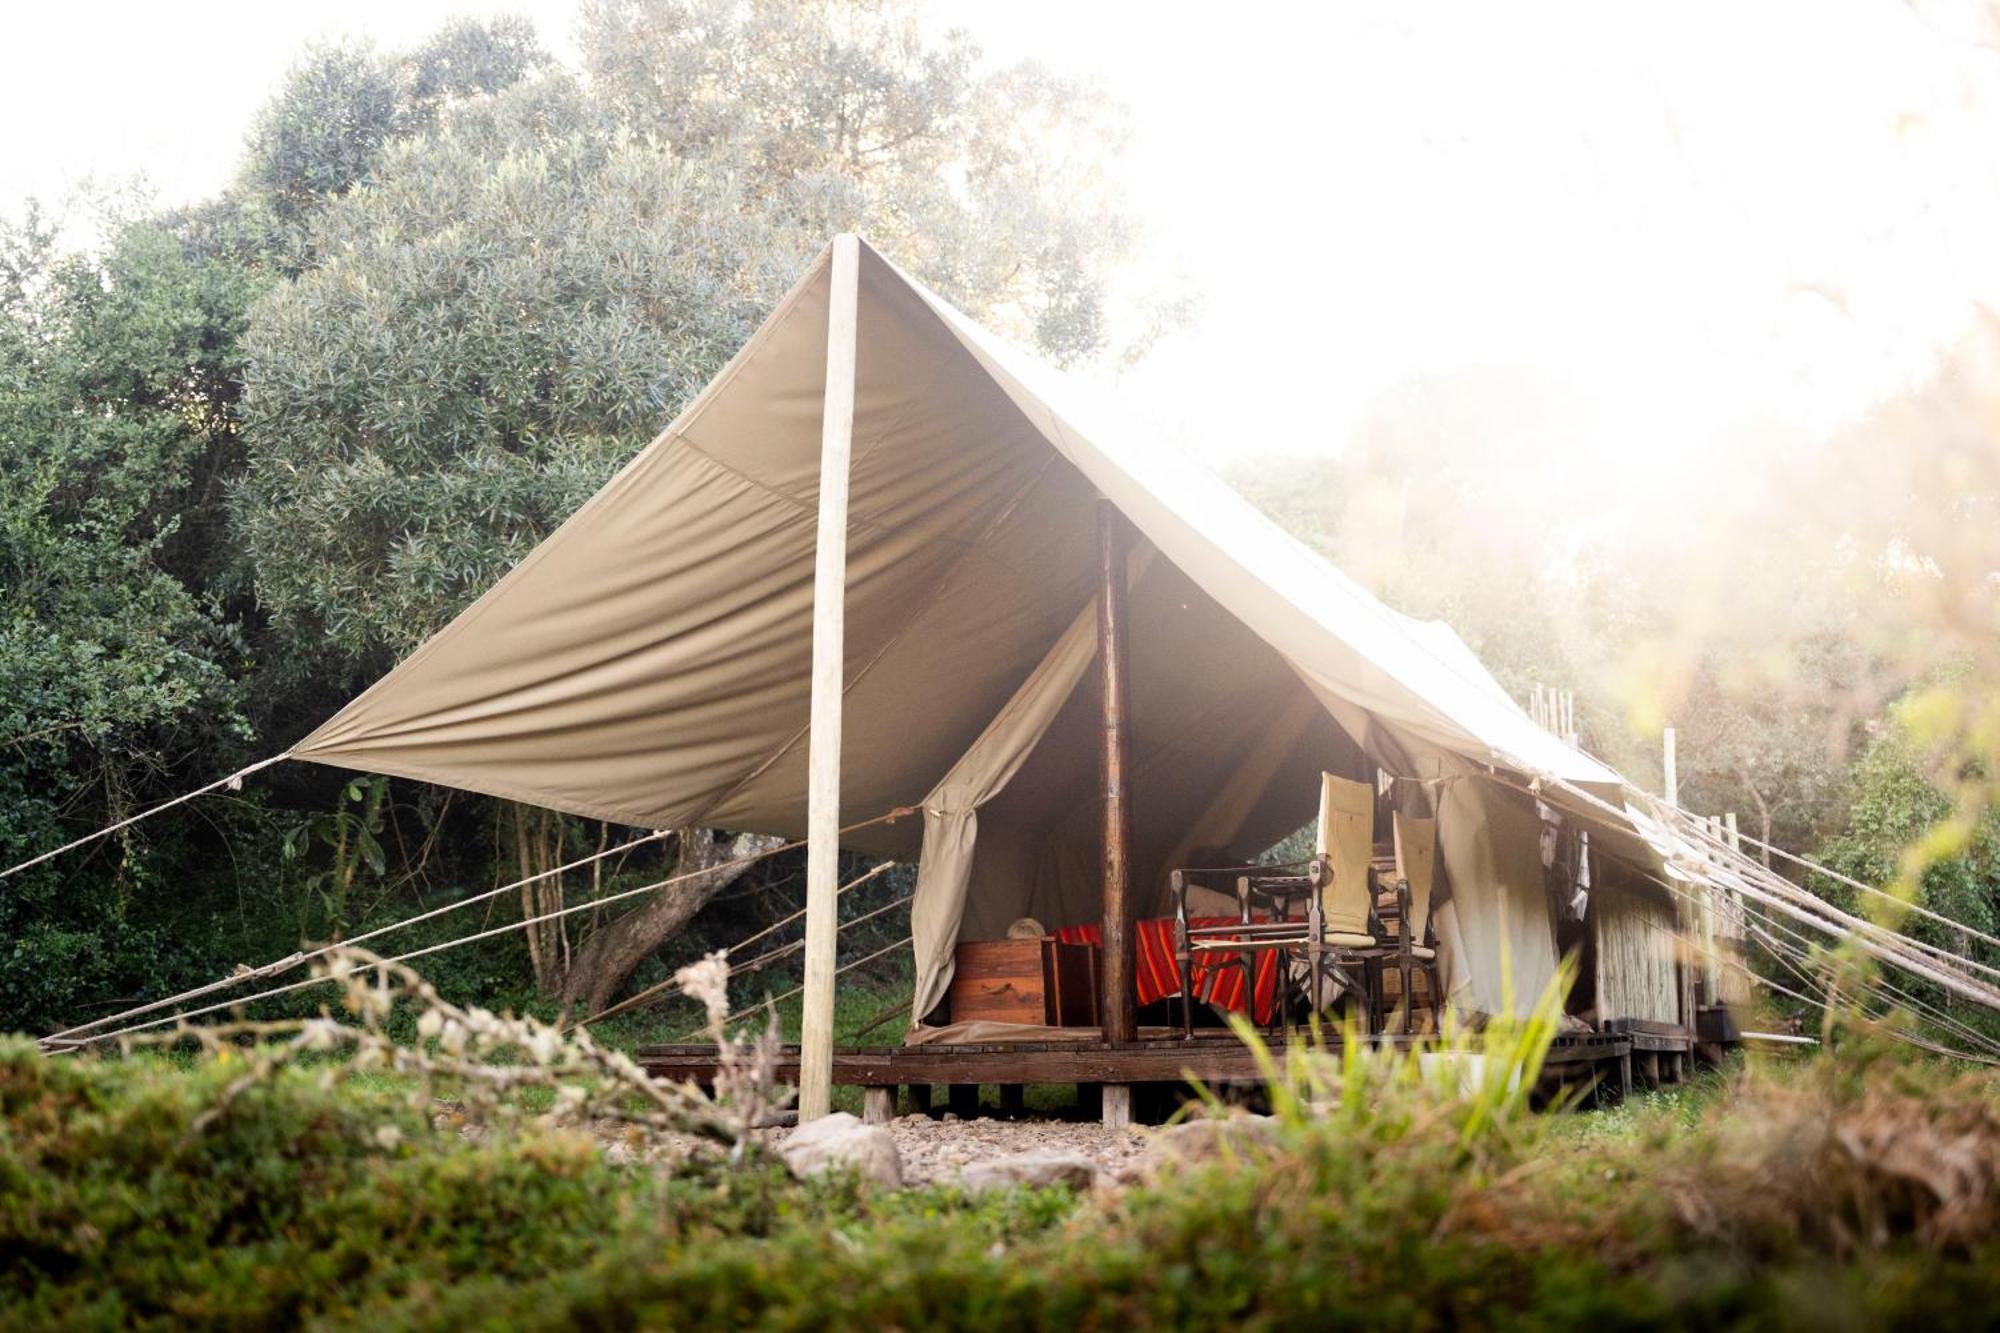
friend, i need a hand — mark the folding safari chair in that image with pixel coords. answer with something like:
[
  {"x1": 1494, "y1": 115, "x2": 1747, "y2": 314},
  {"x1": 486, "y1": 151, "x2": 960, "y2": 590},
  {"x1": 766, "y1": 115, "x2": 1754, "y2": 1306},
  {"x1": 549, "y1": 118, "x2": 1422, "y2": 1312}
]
[
  {"x1": 1171, "y1": 772, "x2": 1381, "y2": 1037},
  {"x1": 1378, "y1": 810, "x2": 1439, "y2": 1034}
]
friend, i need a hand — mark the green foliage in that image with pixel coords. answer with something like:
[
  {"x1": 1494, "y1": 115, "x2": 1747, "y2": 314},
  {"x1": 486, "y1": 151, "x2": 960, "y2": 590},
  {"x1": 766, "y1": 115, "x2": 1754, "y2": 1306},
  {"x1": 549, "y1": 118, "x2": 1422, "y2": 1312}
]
[
  {"x1": 1813, "y1": 730, "x2": 2000, "y2": 1024},
  {"x1": 4, "y1": 1033, "x2": 1996, "y2": 1331},
  {"x1": 0, "y1": 203, "x2": 268, "y2": 1031},
  {"x1": 580, "y1": 0, "x2": 1138, "y2": 366},
  {"x1": 0, "y1": 206, "x2": 257, "y2": 759},
  {"x1": 0, "y1": 1038, "x2": 1068, "y2": 1329},
  {"x1": 282, "y1": 775, "x2": 389, "y2": 937},
  {"x1": 236, "y1": 18, "x2": 549, "y2": 257}
]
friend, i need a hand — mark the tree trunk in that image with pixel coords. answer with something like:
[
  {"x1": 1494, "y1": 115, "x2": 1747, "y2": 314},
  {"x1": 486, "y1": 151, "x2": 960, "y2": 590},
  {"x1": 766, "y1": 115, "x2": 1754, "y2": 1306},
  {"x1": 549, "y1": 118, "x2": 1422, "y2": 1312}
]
[{"x1": 557, "y1": 827, "x2": 783, "y2": 1017}]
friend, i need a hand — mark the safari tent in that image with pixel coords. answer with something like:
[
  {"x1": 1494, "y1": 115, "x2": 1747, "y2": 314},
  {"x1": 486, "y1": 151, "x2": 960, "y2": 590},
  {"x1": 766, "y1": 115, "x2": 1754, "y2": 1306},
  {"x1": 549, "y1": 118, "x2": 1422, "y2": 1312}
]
[{"x1": 285, "y1": 235, "x2": 1712, "y2": 1113}]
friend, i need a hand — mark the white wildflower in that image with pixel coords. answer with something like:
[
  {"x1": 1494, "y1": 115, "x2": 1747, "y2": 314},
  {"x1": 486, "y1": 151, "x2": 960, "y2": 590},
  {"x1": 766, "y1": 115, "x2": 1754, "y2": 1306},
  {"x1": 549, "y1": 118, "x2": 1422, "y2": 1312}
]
[
  {"x1": 373, "y1": 1124, "x2": 403, "y2": 1151},
  {"x1": 674, "y1": 950, "x2": 731, "y2": 1030},
  {"x1": 345, "y1": 974, "x2": 392, "y2": 1022},
  {"x1": 523, "y1": 1024, "x2": 563, "y2": 1066}
]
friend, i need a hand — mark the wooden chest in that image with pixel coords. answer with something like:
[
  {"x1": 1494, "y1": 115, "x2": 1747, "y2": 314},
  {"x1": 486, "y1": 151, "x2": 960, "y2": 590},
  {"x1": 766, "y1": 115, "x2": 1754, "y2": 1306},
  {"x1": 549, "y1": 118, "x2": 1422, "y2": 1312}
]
[{"x1": 947, "y1": 938, "x2": 1101, "y2": 1026}]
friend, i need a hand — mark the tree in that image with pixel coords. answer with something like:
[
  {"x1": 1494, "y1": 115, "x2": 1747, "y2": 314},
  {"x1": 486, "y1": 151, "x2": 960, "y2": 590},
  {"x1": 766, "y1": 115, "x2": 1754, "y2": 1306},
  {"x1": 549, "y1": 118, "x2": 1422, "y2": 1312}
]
[
  {"x1": 0, "y1": 202, "x2": 264, "y2": 1029},
  {"x1": 1814, "y1": 729, "x2": 2000, "y2": 1027},
  {"x1": 235, "y1": 18, "x2": 550, "y2": 267},
  {"x1": 578, "y1": 0, "x2": 1138, "y2": 365}
]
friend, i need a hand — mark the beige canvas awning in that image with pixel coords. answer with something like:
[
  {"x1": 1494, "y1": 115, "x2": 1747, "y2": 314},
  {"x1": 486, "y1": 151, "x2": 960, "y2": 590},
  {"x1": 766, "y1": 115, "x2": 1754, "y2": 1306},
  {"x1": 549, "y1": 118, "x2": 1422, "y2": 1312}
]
[
  {"x1": 291, "y1": 237, "x2": 1665, "y2": 1023},
  {"x1": 294, "y1": 240, "x2": 1619, "y2": 812}
]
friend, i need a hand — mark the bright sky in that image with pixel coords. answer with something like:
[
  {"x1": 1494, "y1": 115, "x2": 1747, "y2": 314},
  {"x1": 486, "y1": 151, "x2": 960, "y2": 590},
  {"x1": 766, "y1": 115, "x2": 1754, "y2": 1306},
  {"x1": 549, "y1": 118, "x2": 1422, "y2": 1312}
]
[{"x1": 8, "y1": 0, "x2": 2000, "y2": 472}]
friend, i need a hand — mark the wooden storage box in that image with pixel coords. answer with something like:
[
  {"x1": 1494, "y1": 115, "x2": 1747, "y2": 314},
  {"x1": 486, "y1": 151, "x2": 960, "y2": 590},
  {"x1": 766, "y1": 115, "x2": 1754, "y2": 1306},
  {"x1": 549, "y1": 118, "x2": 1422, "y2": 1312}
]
[
  {"x1": 947, "y1": 938, "x2": 1101, "y2": 1026},
  {"x1": 949, "y1": 939, "x2": 1045, "y2": 1024}
]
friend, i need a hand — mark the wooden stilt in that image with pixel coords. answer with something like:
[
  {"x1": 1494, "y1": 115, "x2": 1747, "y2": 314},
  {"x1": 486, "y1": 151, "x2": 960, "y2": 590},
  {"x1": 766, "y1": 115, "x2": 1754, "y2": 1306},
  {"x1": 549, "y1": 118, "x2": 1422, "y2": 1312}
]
[
  {"x1": 862, "y1": 1086, "x2": 894, "y2": 1125},
  {"x1": 1101, "y1": 1083, "x2": 1132, "y2": 1130},
  {"x1": 799, "y1": 234, "x2": 861, "y2": 1122},
  {"x1": 1097, "y1": 500, "x2": 1137, "y2": 1045}
]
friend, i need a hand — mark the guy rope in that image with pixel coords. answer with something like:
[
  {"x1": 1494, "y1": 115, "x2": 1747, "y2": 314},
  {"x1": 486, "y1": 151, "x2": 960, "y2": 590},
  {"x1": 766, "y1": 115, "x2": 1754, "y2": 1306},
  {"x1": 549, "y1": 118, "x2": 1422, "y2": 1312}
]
[{"x1": 34, "y1": 783, "x2": 916, "y2": 1052}]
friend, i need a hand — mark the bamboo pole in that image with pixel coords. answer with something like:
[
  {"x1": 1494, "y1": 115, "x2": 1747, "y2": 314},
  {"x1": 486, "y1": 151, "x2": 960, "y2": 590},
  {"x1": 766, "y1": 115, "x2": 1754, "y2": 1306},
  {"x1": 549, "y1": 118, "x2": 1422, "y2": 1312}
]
[
  {"x1": 1697, "y1": 814, "x2": 1720, "y2": 1004},
  {"x1": 799, "y1": 234, "x2": 860, "y2": 1122},
  {"x1": 1721, "y1": 811, "x2": 1745, "y2": 941}
]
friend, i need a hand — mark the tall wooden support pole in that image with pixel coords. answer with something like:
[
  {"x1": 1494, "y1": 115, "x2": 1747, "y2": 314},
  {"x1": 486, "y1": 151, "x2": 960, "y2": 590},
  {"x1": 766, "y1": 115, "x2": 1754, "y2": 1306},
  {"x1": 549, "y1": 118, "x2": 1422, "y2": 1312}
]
[
  {"x1": 1660, "y1": 725, "x2": 1694, "y2": 1027},
  {"x1": 800, "y1": 234, "x2": 860, "y2": 1122},
  {"x1": 1097, "y1": 500, "x2": 1137, "y2": 1050}
]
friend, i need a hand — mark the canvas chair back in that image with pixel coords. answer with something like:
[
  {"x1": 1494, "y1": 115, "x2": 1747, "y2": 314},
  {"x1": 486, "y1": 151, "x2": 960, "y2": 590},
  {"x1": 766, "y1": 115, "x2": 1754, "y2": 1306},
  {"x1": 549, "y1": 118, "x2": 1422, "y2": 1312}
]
[
  {"x1": 1315, "y1": 772, "x2": 1375, "y2": 935},
  {"x1": 1391, "y1": 811, "x2": 1437, "y2": 945}
]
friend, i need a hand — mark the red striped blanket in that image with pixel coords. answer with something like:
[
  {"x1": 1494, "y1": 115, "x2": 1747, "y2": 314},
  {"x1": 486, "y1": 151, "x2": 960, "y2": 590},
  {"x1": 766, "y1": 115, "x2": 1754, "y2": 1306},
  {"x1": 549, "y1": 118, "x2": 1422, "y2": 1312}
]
[{"x1": 1052, "y1": 918, "x2": 1282, "y2": 1025}]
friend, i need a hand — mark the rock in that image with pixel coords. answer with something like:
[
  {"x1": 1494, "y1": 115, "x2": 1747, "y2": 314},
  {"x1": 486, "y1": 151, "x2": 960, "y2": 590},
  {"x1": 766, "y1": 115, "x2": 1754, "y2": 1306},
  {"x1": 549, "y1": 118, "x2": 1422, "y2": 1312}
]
[
  {"x1": 953, "y1": 1150, "x2": 1100, "y2": 1194},
  {"x1": 779, "y1": 1112, "x2": 904, "y2": 1189},
  {"x1": 1134, "y1": 1114, "x2": 1282, "y2": 1181}
]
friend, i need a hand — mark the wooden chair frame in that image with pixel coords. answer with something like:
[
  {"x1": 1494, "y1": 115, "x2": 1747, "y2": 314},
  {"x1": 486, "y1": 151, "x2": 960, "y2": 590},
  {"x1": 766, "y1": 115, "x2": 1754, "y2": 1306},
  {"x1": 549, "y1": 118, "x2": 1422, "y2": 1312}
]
[{"x1": 1170, "y1": 855, "x2": 1381, "y2": 1039}]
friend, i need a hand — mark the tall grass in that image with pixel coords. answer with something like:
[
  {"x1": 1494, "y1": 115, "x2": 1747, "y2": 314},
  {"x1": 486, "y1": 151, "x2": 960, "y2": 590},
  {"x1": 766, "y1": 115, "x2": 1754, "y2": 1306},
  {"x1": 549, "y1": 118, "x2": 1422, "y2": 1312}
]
[{"x1": 1214, "y1": 952, "x2": 1578, "y2": 1158}]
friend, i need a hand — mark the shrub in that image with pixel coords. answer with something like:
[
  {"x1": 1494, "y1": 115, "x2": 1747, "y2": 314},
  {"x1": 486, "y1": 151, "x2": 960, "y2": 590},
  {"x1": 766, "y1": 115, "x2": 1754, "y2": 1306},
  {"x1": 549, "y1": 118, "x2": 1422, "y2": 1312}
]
[{"x1": 5, "y1": 990, "x2": 2000, "y2": 1330}]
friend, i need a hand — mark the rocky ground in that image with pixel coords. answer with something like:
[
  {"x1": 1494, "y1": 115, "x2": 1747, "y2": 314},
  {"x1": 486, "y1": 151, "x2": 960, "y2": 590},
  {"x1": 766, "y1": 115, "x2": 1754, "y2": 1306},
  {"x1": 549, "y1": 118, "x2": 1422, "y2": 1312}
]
[
  {"x1": 592, "y1": 1107, "x2": 1273, "y2": 1193},
  {"x1": 861, "y1": 1113, "x2": 1151, "y2": 1186}
]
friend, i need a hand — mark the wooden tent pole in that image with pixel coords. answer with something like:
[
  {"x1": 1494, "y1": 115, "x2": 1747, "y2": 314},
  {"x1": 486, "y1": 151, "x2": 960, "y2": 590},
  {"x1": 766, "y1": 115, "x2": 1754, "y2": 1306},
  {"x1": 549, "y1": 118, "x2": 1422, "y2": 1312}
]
[
  {"x1": 1097, "y1": 500, "x2": 1137, "y2": 1060},
  {"x1": 1660, "y1": 725, "x2": 1695, "y2": 1029},
  {"x1": 800, "y1": 234, "x2": 860, "y2": 1122}
]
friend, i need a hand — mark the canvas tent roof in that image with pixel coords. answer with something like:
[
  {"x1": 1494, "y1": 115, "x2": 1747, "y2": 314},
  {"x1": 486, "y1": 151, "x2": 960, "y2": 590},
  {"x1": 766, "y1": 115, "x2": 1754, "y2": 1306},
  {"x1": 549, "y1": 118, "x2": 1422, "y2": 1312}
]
[
  {"x1": 295, "y1": 238, "x2": 1620, "y2": 818},
  {"x1": 292, "y1": 237, "x2": 1670, "y2": 1024}
]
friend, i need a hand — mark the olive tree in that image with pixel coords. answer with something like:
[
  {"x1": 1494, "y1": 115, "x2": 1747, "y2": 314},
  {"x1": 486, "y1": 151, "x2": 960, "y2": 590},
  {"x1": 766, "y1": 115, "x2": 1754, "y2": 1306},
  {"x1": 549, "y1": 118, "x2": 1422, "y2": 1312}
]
[
  {"x1": 236, "y1": 17, "x2": 550, "y2": 262},
  {"x1": 579, "y1": 0, "x2": 1138, "y2": 365}
]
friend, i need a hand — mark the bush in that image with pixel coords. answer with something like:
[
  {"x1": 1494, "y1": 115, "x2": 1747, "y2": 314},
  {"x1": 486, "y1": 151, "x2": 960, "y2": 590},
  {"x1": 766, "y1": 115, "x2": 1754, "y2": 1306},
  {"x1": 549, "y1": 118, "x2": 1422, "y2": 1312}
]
[{"x1": 3, "y1": 1032, "x2": 1998, "y2": 1331}]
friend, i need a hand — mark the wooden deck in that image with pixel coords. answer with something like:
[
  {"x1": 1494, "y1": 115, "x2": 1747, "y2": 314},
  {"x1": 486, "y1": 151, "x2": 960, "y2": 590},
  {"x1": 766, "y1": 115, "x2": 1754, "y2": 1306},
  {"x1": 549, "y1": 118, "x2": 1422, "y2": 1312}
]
[
  {"x1": 637, "y1": 1029, "x2": 1649, "y2": 1123},
  {"x1": 1600, "y1": 1017, "x2": 1699, "y2": 1088}
]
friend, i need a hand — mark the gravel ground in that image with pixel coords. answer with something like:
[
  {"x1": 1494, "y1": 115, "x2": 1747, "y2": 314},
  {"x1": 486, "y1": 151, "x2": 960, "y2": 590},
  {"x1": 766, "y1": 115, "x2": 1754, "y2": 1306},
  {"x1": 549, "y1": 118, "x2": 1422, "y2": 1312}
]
[
  {"x1": 866, "y1": 1113, "x2": 1150, "y2": 1186},
  {"x1": 595, "y1": 1112, "x2": 1153, "y2": 1186}
]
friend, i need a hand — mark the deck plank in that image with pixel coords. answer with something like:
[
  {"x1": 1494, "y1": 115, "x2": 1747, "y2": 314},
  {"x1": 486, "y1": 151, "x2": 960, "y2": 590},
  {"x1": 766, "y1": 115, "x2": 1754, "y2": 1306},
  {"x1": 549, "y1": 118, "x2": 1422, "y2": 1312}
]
[{"x1": 636, "y1": 1034, "x2": 1633, "y2": 1088}]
